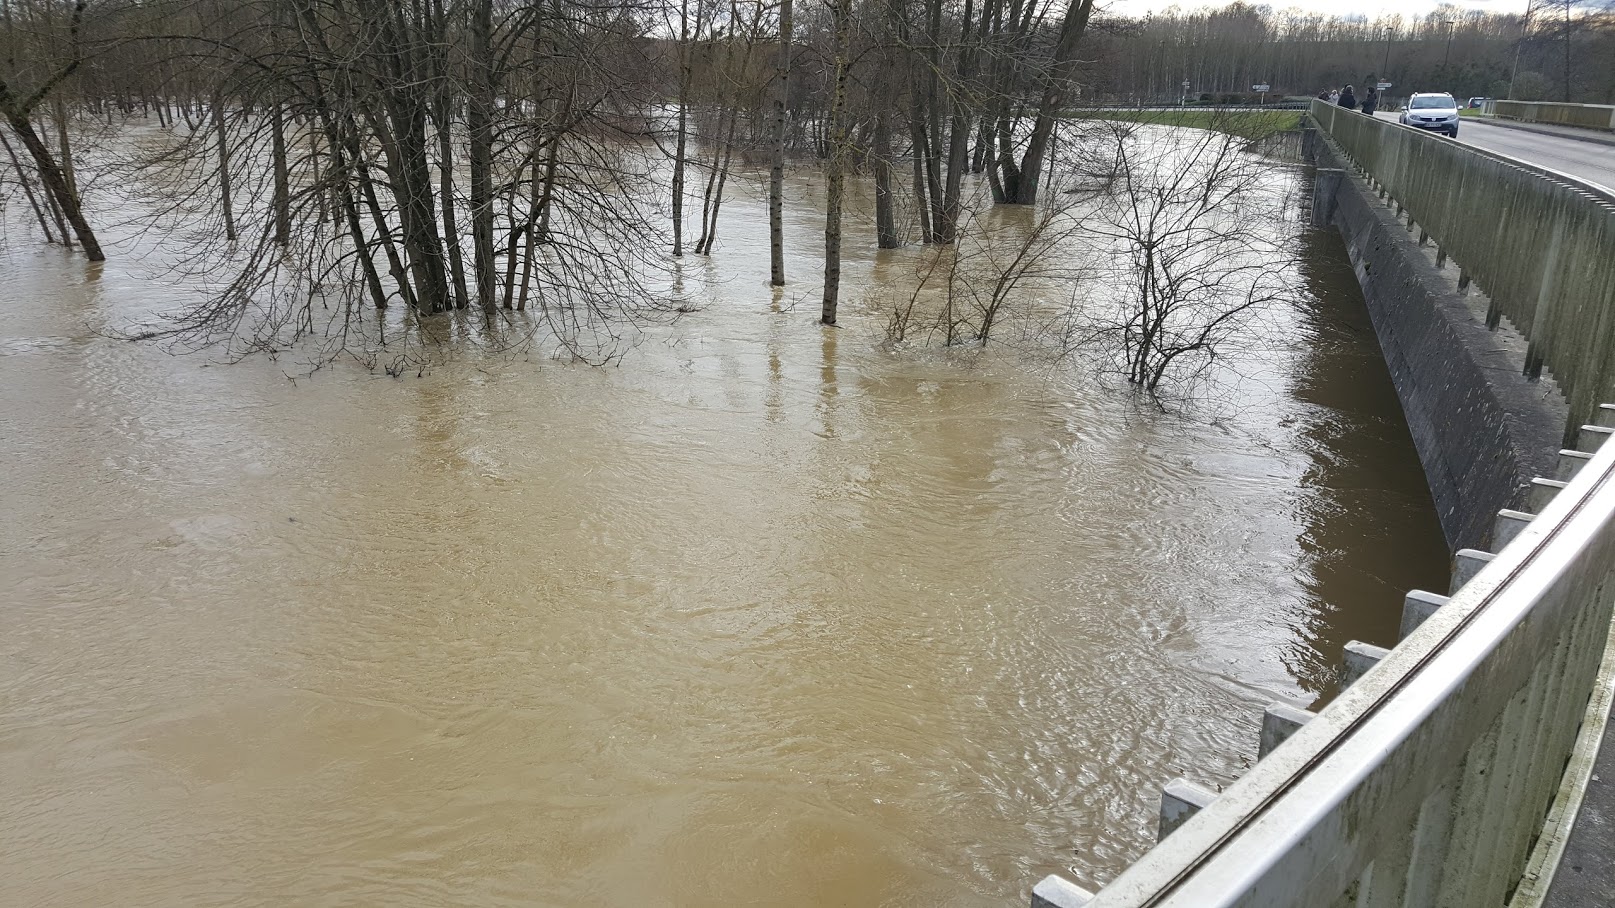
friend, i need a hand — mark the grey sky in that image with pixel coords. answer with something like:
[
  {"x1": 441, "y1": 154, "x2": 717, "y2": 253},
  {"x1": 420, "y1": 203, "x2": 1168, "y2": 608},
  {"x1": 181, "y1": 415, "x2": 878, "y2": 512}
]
[{"x1": 1097, "y1": 0, "x2": 1527, "y2": 19}]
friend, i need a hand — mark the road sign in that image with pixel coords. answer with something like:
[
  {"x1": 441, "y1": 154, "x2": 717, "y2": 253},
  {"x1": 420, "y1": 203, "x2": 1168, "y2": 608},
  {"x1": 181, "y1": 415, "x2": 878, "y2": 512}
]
[
  {"x1": 1377, "y1": 82, "x2": 1393, "y2": 90},
  {"x1": 1182, "y1": 81, "x2": 1191, "y2": 90},
  {"x1": 1252, "y1": 83, "x2": 1271, "y2": 92}
]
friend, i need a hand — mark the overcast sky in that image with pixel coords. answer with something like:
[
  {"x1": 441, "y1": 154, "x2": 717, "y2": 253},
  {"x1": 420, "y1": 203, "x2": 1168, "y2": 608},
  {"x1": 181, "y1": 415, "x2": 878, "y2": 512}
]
[{"x1": 1096, "y1": 0, "x2": 1528, "y2": 19}]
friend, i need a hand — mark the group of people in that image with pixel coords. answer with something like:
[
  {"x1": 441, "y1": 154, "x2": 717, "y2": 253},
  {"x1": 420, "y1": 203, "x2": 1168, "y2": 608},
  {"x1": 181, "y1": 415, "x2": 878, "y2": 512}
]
[{"x1": 1317, "y1": 84, "x2": 1380, "y2": 115}]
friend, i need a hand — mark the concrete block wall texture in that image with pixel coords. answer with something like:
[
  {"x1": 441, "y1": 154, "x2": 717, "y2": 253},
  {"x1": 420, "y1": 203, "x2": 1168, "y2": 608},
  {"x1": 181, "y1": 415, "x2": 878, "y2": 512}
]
[
  {"x1": 1317, "y1": 139, "x2": 1564, "y2": 549},
  {"x1": 1484, "y1": 99, "x2": 1615, "y2": 131},
  {"x1": 1311, "y1": 100, "x2": 1615, "y2": 444}
]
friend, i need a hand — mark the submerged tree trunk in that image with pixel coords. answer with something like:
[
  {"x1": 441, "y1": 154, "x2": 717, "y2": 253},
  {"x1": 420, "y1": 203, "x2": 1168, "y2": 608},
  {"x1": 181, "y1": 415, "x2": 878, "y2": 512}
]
[
  {"x1": 469, "y1": 0, "x2": 497, "y2": 314},
  {"x1": 820, "y1": 0, "x2": 852, "y2": 325},
  {"x1": 500, "y1": 188, "x2": 520, "y2": 310},
  {"x1": 521, "y1": 5, "x2": 556, "y2": 313},
  {"x1": 330, "y1": 137, "x2": 392, "y2": 311},
  {"x1": 271, "y1": 102, "x2": 290, "y2": 246},
  {"x1": 696, "y1": 109, "x2": 739, "y2": 255},
  {"x1": 517, "y1": 135, "x2": 543, "y2": 312},
  {"x1": 768, "y1": 0, "x2": 791, "y2": 285},
  {"x1": 873, "y1": 112, "x2": 898, "y2": 249},
  {"x1": 908, "y1": 104, "x2": 934, "y2": 244},
  {"x1": 369, "y1": 1, "x2": 451, "y2": 314},
  {"x1": 41, "y1": 159, "x2": 73, "y2": 248},
  {"x1": 0, "y1": 129, "x2": 57, "y2": 244},
  {"x1": 428, "y1": 0, "x2": 470, "y2": 309},
  {"x1": 0, "y1": 1, "x2": 101, "y2": 262},
  {"x1": 535, "y1": 99, "x2": 564, "y2": 245},
  {"x1": 348, "y1": 124, "x2": 418, "y2": 311},
  {"x1": 431, "y1": 65, "x2": 470, "y2": 304},
  {"x1": 671, "y1": 0, "x2": 692, "y2": 257},
  {"x1": 922, "y1": 0, "x2": 948, "y2": 241},
  {"x1": 214, "y1": 99, "x2": 236, "y2": 242},
  {"x1": 1010, "y1": 0, "x2": 1095, "y2": 205},
  {"x1": 939, "y1": 0, "x2": 979, "y2": 241},
  {"x1": 52, "y1": 97, "x2": 76, "y2": 204},
  {"x1": 0, "y1": 89, "x2": 103, "y2": 259}
]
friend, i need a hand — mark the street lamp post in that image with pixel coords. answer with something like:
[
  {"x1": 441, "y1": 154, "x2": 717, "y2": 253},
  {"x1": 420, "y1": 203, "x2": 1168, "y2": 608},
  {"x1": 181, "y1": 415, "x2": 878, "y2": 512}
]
[
  {"x1": 1443, "y1": 19, "x2": 1456, "y2": 69},
  {"x1": 1383, "y1": 27, "x2": 1393, "y2": 81}
]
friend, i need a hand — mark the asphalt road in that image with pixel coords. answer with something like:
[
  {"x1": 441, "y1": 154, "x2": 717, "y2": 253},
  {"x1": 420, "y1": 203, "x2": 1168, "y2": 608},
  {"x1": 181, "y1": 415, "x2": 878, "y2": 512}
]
[{"x1": 1371, "y1": 110, "x2": 1615, "y2": 193}]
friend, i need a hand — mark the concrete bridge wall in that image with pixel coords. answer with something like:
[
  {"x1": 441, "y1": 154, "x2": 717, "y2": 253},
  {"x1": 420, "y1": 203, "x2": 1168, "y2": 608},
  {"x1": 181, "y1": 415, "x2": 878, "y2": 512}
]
[
  {"x1": 1311, "y1": 142, "x2": 1565, "y2": 552},
  {"x1": 1482, "y1": 99, "x2": 1615, "y2": 132},
  {"x1": 1024, "y1": 107, "x2": 1615, "y2": 908},
  {"x1": 1310, "y1": 101, "x2": 1615, "y2": 443}
]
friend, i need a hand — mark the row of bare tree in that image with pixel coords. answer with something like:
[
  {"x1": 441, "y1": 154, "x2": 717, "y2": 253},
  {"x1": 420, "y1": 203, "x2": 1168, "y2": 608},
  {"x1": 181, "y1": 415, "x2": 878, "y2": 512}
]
[
  {"x1": 2, "y1": 0, "x2": 1307, "y2": 395},
  {"x1": 1, "y1": 0, "x2": 1114, "y2": 335},
  {"x1": 1081, "y1": 1, "x2": 1615, "y2": 106}
]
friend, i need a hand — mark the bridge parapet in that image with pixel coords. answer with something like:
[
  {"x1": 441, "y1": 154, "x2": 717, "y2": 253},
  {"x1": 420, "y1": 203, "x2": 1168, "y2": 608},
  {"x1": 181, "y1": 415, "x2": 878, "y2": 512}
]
[
  {"x1": 1026, "y1": 100, "x2": 1615, "y2": 908},
  {"x1": 1032, "y1": 407, "x2": 1615, "y2": 906},
  {"x1": 1309, "y1": 99, "x2": 1615, "y2": 442},
  {"x1": 1482, "y1": 99, "x2": 1615, "y2": 132}
]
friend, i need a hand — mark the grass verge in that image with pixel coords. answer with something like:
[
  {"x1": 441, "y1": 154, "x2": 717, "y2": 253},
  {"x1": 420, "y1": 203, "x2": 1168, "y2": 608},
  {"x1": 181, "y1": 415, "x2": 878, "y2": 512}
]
[{"x1": 1066, "y1": 108, "x2": 1303, "y2": 141}]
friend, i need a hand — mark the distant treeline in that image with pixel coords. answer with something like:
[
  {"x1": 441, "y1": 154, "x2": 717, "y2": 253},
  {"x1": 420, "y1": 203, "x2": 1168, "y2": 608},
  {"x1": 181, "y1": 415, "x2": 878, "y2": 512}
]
[{"x1": 1076, "y1": 2, "x2": 1615, "y2": 105}]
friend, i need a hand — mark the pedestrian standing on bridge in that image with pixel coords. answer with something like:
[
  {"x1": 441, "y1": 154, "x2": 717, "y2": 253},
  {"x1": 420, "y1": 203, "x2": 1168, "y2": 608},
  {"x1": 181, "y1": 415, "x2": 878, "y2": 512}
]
[
  {"x1": 1338, "y1": 85, "x2": 1358, "y2": 110},
  {"x1": 1329, "y1": 89, "x2": 1340, "y2": 104},
  {"x1": 1362, "y1": 86, "x2": 1379, "y2": 115}
]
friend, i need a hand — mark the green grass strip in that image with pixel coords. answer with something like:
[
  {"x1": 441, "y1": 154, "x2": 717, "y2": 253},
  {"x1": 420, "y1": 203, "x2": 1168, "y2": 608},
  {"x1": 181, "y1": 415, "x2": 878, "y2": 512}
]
[{"x1": 1066, "y1": 109, "x2": 1303, "y2": 141}]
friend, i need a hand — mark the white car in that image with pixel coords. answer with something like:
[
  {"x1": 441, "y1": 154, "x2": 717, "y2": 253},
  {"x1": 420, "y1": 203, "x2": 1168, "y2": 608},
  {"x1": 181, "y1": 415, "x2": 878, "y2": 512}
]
[{"x1": 1399, "y1": 93, "x2": 1460, "y2": 137}]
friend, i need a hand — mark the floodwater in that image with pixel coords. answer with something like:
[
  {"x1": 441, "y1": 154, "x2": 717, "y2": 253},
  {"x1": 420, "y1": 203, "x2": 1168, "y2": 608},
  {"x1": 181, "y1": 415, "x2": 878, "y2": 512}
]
[{"x1": 0, "y1": 152, "x2": 1448, "y2": 906}]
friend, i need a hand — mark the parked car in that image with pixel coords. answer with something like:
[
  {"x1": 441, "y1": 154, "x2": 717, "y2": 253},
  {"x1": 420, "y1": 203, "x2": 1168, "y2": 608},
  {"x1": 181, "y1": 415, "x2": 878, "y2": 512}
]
[
  {"x1": 1399, "y1": 93, "x2": 1461, "y2": 137},
  {"x1": 1467, "y1": 97, "x2": 1490, "y2": 109}
]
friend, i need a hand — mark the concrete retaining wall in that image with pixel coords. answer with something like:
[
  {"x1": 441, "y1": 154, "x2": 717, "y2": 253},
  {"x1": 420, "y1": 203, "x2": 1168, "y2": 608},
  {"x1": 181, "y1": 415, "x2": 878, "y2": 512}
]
[
  {"x1": 1310, "y1": 101, "x2": 1615, "y2": 442},
  {"x1": 1483, "y1": 99, "x2": 1615, "y2": 131},
  {"x1": 1313, "y1": 147, "x2": 1565, "y2": 551}
]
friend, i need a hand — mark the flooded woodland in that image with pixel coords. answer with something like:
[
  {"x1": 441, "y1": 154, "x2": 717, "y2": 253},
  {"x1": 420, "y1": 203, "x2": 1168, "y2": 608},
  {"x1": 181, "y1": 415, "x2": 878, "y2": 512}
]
[
  {"x1": 1, "y1": 2, "x2": 1448, "y2": 904},
  {"x1": 1, "y1": 141, "x2": 1454, "y2": 906}
]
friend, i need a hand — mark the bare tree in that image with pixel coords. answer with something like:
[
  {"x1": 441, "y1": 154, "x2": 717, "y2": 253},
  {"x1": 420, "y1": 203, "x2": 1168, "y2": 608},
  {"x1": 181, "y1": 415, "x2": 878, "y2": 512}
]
[
  {"x1": 1073, "y1": 118, "x2": 1298, "y2": 395},
  {"x1": 888, "y1": 185, "x2": 1082, "y2": 346},
  {"x1": 0, "y1": 0, "x2": 102, "y2": 259},
  {"x1": 768, "y1": 0, "x2": 791, "y2": 284},
  {"x1": 998, "y1": 0, "x2": 1096, "y2": 205},
  {"x1": 819, "y1": 0, "x2": 853, "y2": 325},
  {"x1": 58, "y1": 0, "x2": 678, "y2": 364}
]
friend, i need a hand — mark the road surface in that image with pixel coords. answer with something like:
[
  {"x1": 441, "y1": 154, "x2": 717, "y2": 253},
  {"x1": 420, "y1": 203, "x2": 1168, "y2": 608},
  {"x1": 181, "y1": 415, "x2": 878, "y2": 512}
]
[{"x1": 1372, "y1": 110, "x2": 1615, "y2": 193}]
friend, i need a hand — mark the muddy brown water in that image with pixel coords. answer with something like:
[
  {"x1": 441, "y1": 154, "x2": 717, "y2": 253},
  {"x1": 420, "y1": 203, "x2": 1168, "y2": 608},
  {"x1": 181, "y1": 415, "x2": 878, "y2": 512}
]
[{"x1": 0, "y1": 159, "x2": 1447, "y2": 906}]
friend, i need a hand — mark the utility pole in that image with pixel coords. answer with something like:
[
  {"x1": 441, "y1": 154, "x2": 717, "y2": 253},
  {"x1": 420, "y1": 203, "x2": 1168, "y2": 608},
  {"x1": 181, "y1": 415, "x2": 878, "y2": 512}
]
[
  {"x1": 1508, "y1": 0, "x2": 1536, "y2": 99},
  {"x1": 1443, "y1": 19, "x2": 1455, "y2": 69},
  {"x1": 1383, "y1": 27, "x2": 1393, "y2": 82},
  {"x1": 1562, "y1": 0, "x2": 1572, "y2": 102}
]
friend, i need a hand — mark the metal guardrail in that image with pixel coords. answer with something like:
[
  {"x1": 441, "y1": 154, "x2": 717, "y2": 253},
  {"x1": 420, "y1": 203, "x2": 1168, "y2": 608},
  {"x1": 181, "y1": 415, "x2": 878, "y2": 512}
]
[
  {"x1": 1032, "y1": 411, "x2": 1615, "y2": 907},
  {"x1": 1309, "y1": 99, "x2": 1615, "y2": 442},
  {"x1": 1482, "y1": 99, "x2": 1615, "y2": 131}
]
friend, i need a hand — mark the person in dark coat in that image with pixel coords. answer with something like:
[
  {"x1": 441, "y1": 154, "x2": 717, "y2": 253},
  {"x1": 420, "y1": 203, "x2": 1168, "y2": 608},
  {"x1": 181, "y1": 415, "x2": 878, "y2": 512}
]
[
  {"x1": 1338, "y1": 84, "x2": 1358, "y2": 110},
  {"x1": 1362, "y1": 86, "x2": 1379, "y2": 115}
]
